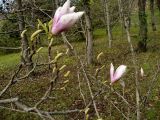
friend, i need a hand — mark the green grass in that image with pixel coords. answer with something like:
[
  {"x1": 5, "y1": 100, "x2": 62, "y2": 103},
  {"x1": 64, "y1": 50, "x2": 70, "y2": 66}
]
[
  {"x1": 0, "y1": 30, "x2": 160, "y2": 119},
  {"x1": 0, "y1": 10, "x2": 160, "y2": 120},
  {"x1": 0, "y1": 53, "x2": 20, "y2": 74}
]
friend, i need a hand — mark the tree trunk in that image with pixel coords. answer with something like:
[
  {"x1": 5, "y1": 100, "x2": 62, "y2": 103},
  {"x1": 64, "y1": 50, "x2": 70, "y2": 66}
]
[
  {"x1": 138, "y1": 0, "x2": 148, "y2": 52},
  {"x1": 83, "y1": 0, "x2": 93, "y2": 64},
  {"x1": 105, "y1": 0, "x2": 113, "y2": 48},
  {"x1": 16, "y1": 0, "x2": 33, "y2": 71},
  {"x1": 157, "y1": 0, "x2": 160, "y2": 11},
  {"x1": 150, "y1": 0, "x2": 156, "y2": 31},
  {"x1": 123, "y1": 0, "x2": 132, "y2": 29},
  {"x1": 101, "y1": 0, "x2": 113, "y2": 48}
]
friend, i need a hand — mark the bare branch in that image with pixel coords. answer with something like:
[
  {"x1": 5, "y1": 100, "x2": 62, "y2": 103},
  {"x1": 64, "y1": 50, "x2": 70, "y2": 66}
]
[
  {"x1": 0, "y1": 47, "x2": 21, "y2": 50},
  {"x1": 0, "y1": 64, "x2": 23, "y2": 97},
  {"x1": 0, "y1": 98, "x2": 18, "y2": 104}
]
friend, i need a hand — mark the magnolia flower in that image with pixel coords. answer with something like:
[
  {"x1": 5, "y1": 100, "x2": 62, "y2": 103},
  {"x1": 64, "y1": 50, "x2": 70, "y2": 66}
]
[
  {"x1": 51, "y1": 0, "x2": 84, "y2": 35},
  {"x1": 110, "y1": 63, "x2": 127, "y2": 85},
  {"x1": 140, "y1": 67, "x2": 144, "y2": 77}
]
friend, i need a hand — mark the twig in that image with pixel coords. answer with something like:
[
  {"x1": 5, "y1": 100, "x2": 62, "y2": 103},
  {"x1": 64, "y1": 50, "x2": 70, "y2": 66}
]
[
  {"x1": 118, "y1": 0, "x2": 140, "y2": 119},
  {"x1": 106, "y1": 84, "x2": 130, "y2": 106},
  {"x1": 0, "y1": 64, "x2": 22, "y2": 97},
  {"x1": 32, "y1": 3, "x2": 52, "y2": 19},
  {"x1": 0, "y1": 31, "x2": 20, "y2": 34},
  {"x1": 34, "y1": 62, "x2": 59, "y2": 112},
  {"x1": 106, "y1": 97, "x2": 129, "y2": 120},
  {"x1": 16, "y1": 63, "x2": 36, "y2": 81},
  {"x1": 76, "y1": 51, "x2": 101, "y2": 118},
  {"x1": 0, "y1": 47, "x2": 21, "y2": 50},
  {"x1": 77, "y1": 71, "x2": 86, "y2": 106},
  {"x1": 48, "y1": 39, "x2": 53, "y2": 70},
  {"x1": 15, "y1": 101, "x2": 82, "y2": 115},
  {"x1": 0, "y1": 105, "x2": 46, "y2": 117},
  {"x1": 61, "y1": 35, "x2": 101, "y2": 119},
  {"x1": 142, "y1": 63, "x2": 160, "y2": 105}
]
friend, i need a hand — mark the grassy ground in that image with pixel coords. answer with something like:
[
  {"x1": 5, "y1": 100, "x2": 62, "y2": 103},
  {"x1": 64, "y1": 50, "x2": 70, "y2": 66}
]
[
  {"x1": 0, "y1": 15, "x2": 160, "y2": 119},
  {"x1": 0, "y1": 53, "x2": 20, "y2": 75}
]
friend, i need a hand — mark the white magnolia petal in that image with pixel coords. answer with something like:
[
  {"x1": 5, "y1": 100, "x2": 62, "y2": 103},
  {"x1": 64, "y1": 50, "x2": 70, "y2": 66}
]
[
  {"x1": 69, "y1": 6, "x2": 76, "y2": 13},
  {"x1": 113, "y1": 65, "x2": 127, "y2": 81},
  {"x1": 60, "y1": 12, "x2": 84, "y2": 27},
  {"x1": 60, "y1": 0, "x2": 71, "y2": 15},
  {"x1": 52, "y1": 12, "x2": 84, "y2": 35},
  {"x1": 51, "y1": 21, "x2": 64, "y2": 35},
  {"x1": 54, "y1": 7, "x2": 62, "y2": 23},
  {"x1": 63, "y1": 0, "x2": 70, "y2": 8},
  {"x1": 140, "y1": 67, "x2": 144, "y2": 77},
  {"x1": 110, "y1": 63, "x2": 114, "y2": 83}
]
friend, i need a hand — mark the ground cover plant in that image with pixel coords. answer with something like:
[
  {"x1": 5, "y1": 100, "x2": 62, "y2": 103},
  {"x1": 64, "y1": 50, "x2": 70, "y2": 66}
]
[{"x1": 0, "y1": 0, "x2": 160, "y2": 120}]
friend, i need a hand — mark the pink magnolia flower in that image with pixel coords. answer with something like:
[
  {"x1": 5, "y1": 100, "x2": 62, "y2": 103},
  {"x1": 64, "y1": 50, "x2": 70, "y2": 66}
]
[
  {"x1": 110, "y1": 63, "x2": 127, "y2": 85},
  {"x1": 51, "y1": 0, "x2": 84, "y2": 35}
]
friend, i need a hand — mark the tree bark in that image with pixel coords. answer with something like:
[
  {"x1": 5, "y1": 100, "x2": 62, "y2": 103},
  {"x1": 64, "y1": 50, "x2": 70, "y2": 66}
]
[
  {"x1": 83, "y1": 0, "x2": 93, "y2": 64},
  {"x1": 123, "y1": 0, "x2": 132, "y2": 29},
  {"x1": 16, "y1": 0, "x2": 33, "y2": 71},
  {"x1": 101, "y1": 0, "x2": 113, "y2": 48},
  {"x1": 150, "y1": 0, "x2": 156, "y2": 31},
  {"x1": 157, "y1": 0, "x2": 160, "y2": 11},
  {"x1": 138, "y1": 0, "x2": 148, "y2": 52}
]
